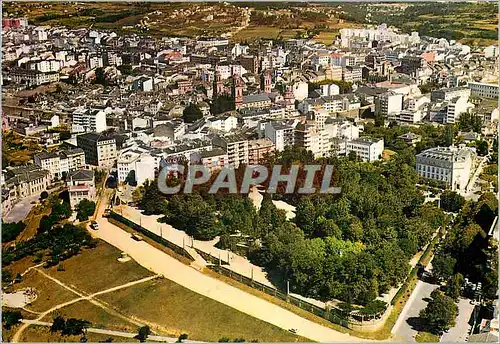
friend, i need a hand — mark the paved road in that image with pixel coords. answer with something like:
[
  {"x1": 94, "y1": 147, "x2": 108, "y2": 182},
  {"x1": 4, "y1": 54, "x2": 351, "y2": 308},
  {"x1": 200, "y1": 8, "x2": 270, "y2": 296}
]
[
  {"x1": 92, "y1": 191, "x2": 366, "y2": 342},
  {"x1": 441, "y1": 298, "x2": 475, "y2": 342},
  {"x1": 3, "y1": 192, "x2": 42, "y2": 223},
  {"x1": 21, "y1": 320, "x2": 204, "y2": 343},
  {"x1": 392, "y1": 280, "x2": 438, "y2": 342}
]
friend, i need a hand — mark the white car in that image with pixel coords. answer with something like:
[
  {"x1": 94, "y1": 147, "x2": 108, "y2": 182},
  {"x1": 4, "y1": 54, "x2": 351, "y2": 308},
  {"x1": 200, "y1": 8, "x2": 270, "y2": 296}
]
[{"x1": 90, "y1": 221, "x2": 99, "y2": 230}]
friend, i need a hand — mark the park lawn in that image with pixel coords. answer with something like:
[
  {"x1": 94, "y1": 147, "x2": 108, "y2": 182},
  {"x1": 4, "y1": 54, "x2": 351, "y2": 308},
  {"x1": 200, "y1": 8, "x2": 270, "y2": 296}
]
[
  {"x1": 7, "y1": 270, "x2": 78, "y2": 313},
  {"x1": 41, "y1": 300, "x2": 137, "y2": 332},
  {"x1": 2, "y1": 256, "x2": 40, "y2": 277},
  {"x1": 45, "y1": 241, "x2": 154, "y2": 294},
  {"x1": 415, "y1": 331, "x2": 440, "y2": 342},
  {"x1": 233, "y1": 25, "x2": 281, "y2": 42},
  {"x1": 99, "y1": 278, "x2": 306, "y2": 342},
  {"x1": 20, "y1": 325, "x2": 139, "y2": 342}
]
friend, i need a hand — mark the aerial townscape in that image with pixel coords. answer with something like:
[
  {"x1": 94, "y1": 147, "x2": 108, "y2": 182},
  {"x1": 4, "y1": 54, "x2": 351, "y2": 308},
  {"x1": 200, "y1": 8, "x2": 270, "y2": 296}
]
[{"x1": 1, "y1": 1, "x2": 498, "y2": 343}]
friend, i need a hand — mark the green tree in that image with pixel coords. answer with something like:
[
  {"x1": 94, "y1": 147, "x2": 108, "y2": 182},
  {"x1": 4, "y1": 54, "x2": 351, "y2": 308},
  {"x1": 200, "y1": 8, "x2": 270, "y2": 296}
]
[
  {"x1": 440, "y1": 191, "x2": 465, "y2": 213},
  {"x1": 62, "y1": 318, "x2": 91, "y2": 336},
  {"x1": 474, "y1": 140, "x2": 489, "y2": 156},
  {"x1": 136, "y1": 326, "x2": 150, "y2": 342},
  {"x1": 432, "y1": 254, "x2": 456, "y2": 281},
  {"x1": 419, "y1": 291, "x2": 458, "y2": 334},
  {"x1": 94, "y1": 67, "x2": 107, "y2": 86},
  {"x1": 3, "y1": 311, "x2": 22, "y2": 329},
  {"x1": 295, "y1": 197, "x2": 316, "y2": 237},
  {"x1": 76, "y1": 199, "x2": 96, "y2": 222},
  {"x1": 2, "y1": 221, "x2": 26, "y2": 242},
  {"x1": 446, "y1": 273, "x2": 464, "y2": 301},
  {"x1": 182, "y1": 103, "x2": 203, "y2": 123},
  {"x1": 177, "y1": 333, "x2": 189, "y2": 342},
  {"x1": 51, "y1": 316, "x2": 66, "y2": 333}
]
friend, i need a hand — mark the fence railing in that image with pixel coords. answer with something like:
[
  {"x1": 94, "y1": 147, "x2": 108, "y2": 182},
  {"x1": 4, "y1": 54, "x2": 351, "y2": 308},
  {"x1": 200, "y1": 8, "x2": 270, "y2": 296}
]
[
  {"x1": 109, "y1": 211, "x2": 195, "y2": 262},
  {"x1": 210, "y1": 264, "x2": 358, "y2": 328},
  {"x1": 193, "y1": 247, "x2": 229, "y2": 265}
]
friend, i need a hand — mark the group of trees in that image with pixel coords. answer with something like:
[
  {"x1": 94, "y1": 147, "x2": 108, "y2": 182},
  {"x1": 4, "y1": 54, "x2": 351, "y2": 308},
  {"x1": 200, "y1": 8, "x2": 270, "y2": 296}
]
[
  {"x1": 39, "y1": 196, "x2": 72, "y2": 233},
  {"x1": 2, "y1": 221, "x2": 26, "y2": 242},
  {"x1": 51, "y1": 316, "x2": 91, "y2": 337},
  {"x1": 2, "y1": 223, "x2": 97, "y2": 268},
  {"x1": 419, "y1": 289, "x2": 458, "y2": 335},
  {"x1": 3, "y1": 311, "x2": 22, "y2": 330},
  {"x1": 437, "y1": 193, "x2": 498, "y2": 300},
  {"x1": 248, "y1": 156, "x2": 444, "y2": 305},
  {"x1": 458, "y1": 113, "x2": 483, "y2": 133},
  {"x1": 182, "y1": 104, "x2": 204, "y2": 123},
  {"x1": 76, "y1": 199, "x2": 96, "y2": 222},
  {"x1": 424, "y1": 193, "x2": 498, "y2": 334},
  {"x1": 138, "y1": 146, "x2": 445, "y2": 305}
]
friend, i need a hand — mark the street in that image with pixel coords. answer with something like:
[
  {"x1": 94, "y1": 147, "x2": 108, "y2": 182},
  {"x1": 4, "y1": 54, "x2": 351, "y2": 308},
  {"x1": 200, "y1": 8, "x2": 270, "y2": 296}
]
[
  {"x1": 3, "y1": 192, "x2": 42, "y2": 223},
  {"x1": 391, "y1": 279, "x2": 438, "y2": 342}
]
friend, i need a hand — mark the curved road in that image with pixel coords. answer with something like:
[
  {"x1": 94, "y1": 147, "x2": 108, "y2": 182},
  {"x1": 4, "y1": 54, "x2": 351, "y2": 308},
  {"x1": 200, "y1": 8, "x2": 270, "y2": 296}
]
[{"x1": 92, "y1": 191, "x2": 368, "y2": 342}]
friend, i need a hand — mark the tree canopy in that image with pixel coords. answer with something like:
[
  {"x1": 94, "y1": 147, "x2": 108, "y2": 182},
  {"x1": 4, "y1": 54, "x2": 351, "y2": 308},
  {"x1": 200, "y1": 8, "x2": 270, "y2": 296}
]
[{"x1": 182, "y1": 103, "x2": 204, "y2": 123}]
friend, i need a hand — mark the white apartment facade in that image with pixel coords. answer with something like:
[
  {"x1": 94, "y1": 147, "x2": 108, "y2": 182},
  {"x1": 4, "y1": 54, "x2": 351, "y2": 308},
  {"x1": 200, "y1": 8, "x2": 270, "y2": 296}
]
[
  {"x1": 416, "y1": 146, "x2": 476, "y2": 192},
  {"x1": 72, "y1": 108, "x2": 108, "y2": 133},
  {"x1": 346, "y1": 138, "x2": 384, "y2": 162},
  {"x1": 264, "y1": 121, "x2": 294, "y2": 152},
  {"x1": 117, "y1": 151, "x2": 160, "y2": 186},
  {"x1": 468, "y1": 82, "x2": 499, "y2": 99}
]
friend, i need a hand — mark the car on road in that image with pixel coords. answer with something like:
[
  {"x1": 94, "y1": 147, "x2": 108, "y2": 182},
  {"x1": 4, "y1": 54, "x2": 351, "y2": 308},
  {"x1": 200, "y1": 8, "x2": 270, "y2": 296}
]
[
  {"x1": 131, "y1": 234, "x2": 143, "y2": 241},
  {"x1": 288, "y1": 329, "x2": 297, "y2": 334},
  {"x1": 103, "y1": 208, "x2": 111, "y2": 217},
  {"x1": 90, "y1": 221, "x2": 99, "y2": 230}
]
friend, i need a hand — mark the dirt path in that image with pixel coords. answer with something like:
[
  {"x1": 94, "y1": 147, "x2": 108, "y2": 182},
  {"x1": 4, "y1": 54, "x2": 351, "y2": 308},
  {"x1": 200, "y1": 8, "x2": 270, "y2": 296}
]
[
  {"x1": 11, "y1": 270, "x2": 161, "y2": 343},
  {"x1": 21, "y1": 320, "x2": 204, "y2": 343}
]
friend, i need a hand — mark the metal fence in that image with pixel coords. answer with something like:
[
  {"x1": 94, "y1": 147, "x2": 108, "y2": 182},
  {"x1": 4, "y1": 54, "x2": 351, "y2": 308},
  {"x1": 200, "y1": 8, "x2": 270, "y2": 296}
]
[
  {"x1": 109, "y1": 211, "x2": 195, "y2": 262},
  {"x1": 209, "y1": 264, "x2": 350, "y2": 328}
]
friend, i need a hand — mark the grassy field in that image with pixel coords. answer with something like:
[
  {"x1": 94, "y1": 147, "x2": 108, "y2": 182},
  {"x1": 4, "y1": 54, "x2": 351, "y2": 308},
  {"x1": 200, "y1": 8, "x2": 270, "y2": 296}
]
[
  {"x1": 7, "y1": 269, "x2": 78, "y2": 313},
  {"x1": 5, "y1": 240, "x2": 304, "y2": 342},
  {"x1": 41, "y1": 300, "x2": 136, "y2": 332},
  {"x1": 233, "y1": 25, "x2": 281, "y2": 42},
  {"x1": 20, "y1": 325, "x2": 139, "y2": 343},
  {"x1": 99, "y1": 278, "x2": 305, "y2": 342},
  {"x1": 2, "y1": 131, "x2": 43, "y2": 167},
  {"x1": 415, "y1": 331, "x2": 440, "y2": 342},
  {"x1": 313, "y1": 31, "x2": 339, "y2": 45},
  {"x1": 45, "y1": 242, "x2": 154, "y2": 294}
]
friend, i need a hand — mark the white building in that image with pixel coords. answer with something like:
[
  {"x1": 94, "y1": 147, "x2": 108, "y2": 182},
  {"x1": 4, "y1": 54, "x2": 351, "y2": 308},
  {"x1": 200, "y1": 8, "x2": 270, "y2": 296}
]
[
  {"x1": 445, "y1": 96, "x2": 470, "y2": 124},
  {"x1": 212, "y1": 134, "x2": 249, "y2": 168},
  {"x1": 67, "y1": 169, "x2": 96, "y2": 210},
  {"x1": 33, "y1": 149, "x2": 86, "y2": 178},
  {"x1": 117, "y1": 151, "x2": 160, "y2": 186},
  {"x1": 468, "y1": 82, "x2": 499, "y2": 99},
  {"x1": 416, "y1": 146, "x2": 476, "y2": 192},
  {"x1": 375, "y1": 92, "x2": 403, "y2": 117},
  {"x1": 264, "y1": 121, "x2": 294, "y2": 152},
  {"x1": 72, "y1": 108, "x2": 108, "y2": 133},
  {"x1": 206, "y1": 115, "x2": 238, "y2": 132},
  {"x1": 346, "y1": 137, "x2": 384, "y2": 162}
]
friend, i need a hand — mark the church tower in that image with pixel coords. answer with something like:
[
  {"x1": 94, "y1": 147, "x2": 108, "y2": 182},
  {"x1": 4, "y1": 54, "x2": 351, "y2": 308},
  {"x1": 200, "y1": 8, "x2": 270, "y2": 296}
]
[
  {"x1": 261, "y1": 70, "x2": 272, "y2": 93},
  {"x1": 284, "y1": 86, "x2": 295, "y2": 111},
  {"x1": 233, "y1": 74, "x2": 243, "y2": 109}
]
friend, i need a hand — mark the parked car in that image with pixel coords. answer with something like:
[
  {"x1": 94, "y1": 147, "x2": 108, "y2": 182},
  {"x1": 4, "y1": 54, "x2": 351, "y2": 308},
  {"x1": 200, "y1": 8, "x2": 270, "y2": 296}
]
[
  {"x1": 132, "y1": 234, "x2": 143, "y2": 241},
  {"x1": 90, "y1": 221, "x2": 99, "y2": 230}
]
